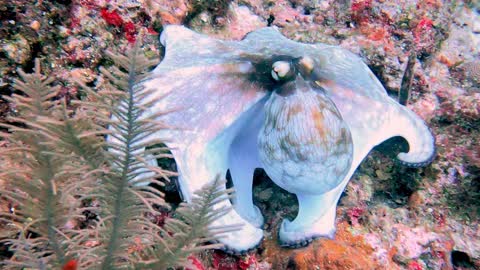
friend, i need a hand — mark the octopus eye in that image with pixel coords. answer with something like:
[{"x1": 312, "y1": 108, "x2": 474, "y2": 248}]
[
  {"x1": 271, "y1": 61, "x2": 291, "y2": 81},
  {"x1": 299, "y1": 56, "x2": 314, "y2": 75}
]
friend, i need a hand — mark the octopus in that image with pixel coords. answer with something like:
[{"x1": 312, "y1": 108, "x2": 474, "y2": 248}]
[{"x1": 135, "y1": 25, "x2": 436, "y2": 253}]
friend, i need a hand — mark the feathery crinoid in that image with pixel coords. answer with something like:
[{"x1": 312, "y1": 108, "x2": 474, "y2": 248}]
[
  {"x1": 0, "y1": 44, "x2": 238, "y2": 269},
  {"x1": 0, "y1": 59, "x2": 88, "y2": 269},
  {"x1": 77, "y1": 44, "x2": 175, "y2": 269},
  {"x1": 138, "y1": 176, "x2": 237, "y2": 269},
  {"x1": 73, "y1": 44, "x2": 236, "y2": 269}
]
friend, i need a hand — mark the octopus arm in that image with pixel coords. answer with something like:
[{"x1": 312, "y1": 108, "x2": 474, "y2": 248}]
[
  {"x1": 382, "y1": 103, "x2": 436, "y2": 166},
  {"x1": 312, "y1": 47, "x2": 435, "y2": 167},
  {"x1": 139, "y1": 67, "x2": 267, "y2": 251},
  {"x1": 135, "y1": 26, "x2": 276, "y2": 252},
  {"x1": 310, "y1": 47, "x2": 389, "y2": 101}
]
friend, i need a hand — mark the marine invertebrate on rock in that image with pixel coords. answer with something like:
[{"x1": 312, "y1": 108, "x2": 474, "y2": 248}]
[{"x1": 137, "y1": 25, "x2": 435, "y2": 253}]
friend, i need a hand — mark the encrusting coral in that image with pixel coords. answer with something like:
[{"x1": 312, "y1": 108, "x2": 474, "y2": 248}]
[{"x1": 263, "y1": 222, "x2": 384, "y2": 269}]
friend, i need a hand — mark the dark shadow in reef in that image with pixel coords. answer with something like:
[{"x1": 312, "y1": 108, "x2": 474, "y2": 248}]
[
  {"x1": 451, "y1": 250, "x2": 475, "y2": 269},
  {"x1": 370, "y1": 136, "x2": 423, "y2": 207}
]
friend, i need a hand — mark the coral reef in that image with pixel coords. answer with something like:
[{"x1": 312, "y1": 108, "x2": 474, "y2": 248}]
[
  {"x1": 262, "y1": 222, "x2": 384, "y2": 269},
  {"x1": 1, "y1": 0, "x2": 479, "y2": 269}
]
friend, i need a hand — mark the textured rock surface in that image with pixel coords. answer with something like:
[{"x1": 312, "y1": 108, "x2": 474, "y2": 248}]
[{"x1": 0, "y1": 0, "x2": 479, "y2": 268}]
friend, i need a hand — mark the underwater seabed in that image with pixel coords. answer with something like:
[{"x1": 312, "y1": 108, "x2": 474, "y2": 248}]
[{"x1": 0, "y1": 0, "x2": 479, "y2": 269}]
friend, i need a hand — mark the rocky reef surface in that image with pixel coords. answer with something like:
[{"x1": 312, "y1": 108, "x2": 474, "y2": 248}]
[{"x1": 0, "y1": 0, "x2": 479, "y2": 269}]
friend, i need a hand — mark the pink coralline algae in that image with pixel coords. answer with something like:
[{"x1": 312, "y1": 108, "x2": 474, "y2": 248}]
[
  {"x1": 351, "y1": 0, "x2": 372, "y2": 12},
  {"x1": 407, "y1": 260, "x2": 423, "y2": 270},
  {"x1": 76, "y1": 0, "x2": 101, "y2": 10},
  {"x1": 187, "y1": 255, "x2": 205, "y2": 270},
  {"x1": 351, "y1": 0, "x2": 373, "y2": 25},
  {"x1": 238, "y1": 254, "x2": 258, "y2": 270},
  {"x1": 413, "y1": 17, "x2": 435, "y2": 51},
  {"x1": 436, "y1": 87, "x2": 480, "y2": 122},
  {"x1": 347, "y1": 206, "x2": 366, "y2": 227},
  {"x1": 392, "y1": 224, "x2": 440, "y2": 261},
  {"x1": 209, "y1": 252, "x2": 259, "y2": 270}
]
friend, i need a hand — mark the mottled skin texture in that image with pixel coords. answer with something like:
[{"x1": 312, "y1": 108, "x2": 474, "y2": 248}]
[
  {"x1": 259, "y1": 58, "x2": 353, "y2": 195},
  {"x1": 134, "y1": 26, "x2": 435, "y2": 252}
]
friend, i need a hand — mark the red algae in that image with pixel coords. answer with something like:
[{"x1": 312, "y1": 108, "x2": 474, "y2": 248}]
[
  {"x1": 413, "y1": 17, "x2": 435, "y2": 50},
  {"x1": 123, "y1": 21, "x2": 137, "y2": 43},
  {"x1": 62, "y1": 260, "x2": 78, "y2": 270},
  {"x1": 407, "y1": 260, "x2": 423, "y2": 270},
  {"x1": 351, "y1": 0, "x2": 372, "y2": 11},
  {"x1": 367, "y1": 28, "x2": 389, "y2": 41},
  {"x1": 238, "y1": 254, "x2": 259, "y2": 270},
  {"x1": 351, "y1": 0, "x2": 373, "y2": 26},
  {"x1": 212, "y1": 252, "x2": 240, "y2": 270},
  {"x1": 99, "y1": 8, "x2": 137, "y2": 43},
  {"x1": 346, "y1": 206, "x2": 366, "y2": 226},
  {"x1": 100, "y1": 8, "x2": 124, "y2": 27}
]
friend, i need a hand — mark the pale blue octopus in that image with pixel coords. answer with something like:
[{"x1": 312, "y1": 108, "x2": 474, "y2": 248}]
[{"x1": 137, "y1": 26, "x2": 435, "y2": 253}]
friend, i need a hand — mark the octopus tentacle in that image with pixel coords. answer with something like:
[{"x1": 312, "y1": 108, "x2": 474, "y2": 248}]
[
  {"x1": 382, "y1": 104, "x2": 436, "y2": 167},
  {"x1": 259, "y1": 57, "x2": 356, "y2": 246},
  {"x1": 312, "y1": 46, "x2": 436, "y2": 167},
  {"x1": 277, "y1": 133, "x2": 373, "y2": 246},
  {"x1": 221, "y1": 239, "x2": 263, "y2": 255},
  {"x1": 228, "y1": 95, "x2": 268, "y2": 228},
  {"x1": 172, "y1": 141, "x2": 264, "y2": 252},
  {"x1": 278, "y1": 193, "x2": 337, "y2": 246}
]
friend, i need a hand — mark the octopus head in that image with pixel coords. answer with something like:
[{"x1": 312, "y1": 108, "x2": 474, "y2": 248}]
[{"x1": 270, "y1": 56, "x2": 315, "y2": 82}]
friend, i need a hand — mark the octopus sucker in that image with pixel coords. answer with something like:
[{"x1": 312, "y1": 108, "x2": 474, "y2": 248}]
[{"x1": 132, "y1": 25, "x2": 436, "y2": 252}]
